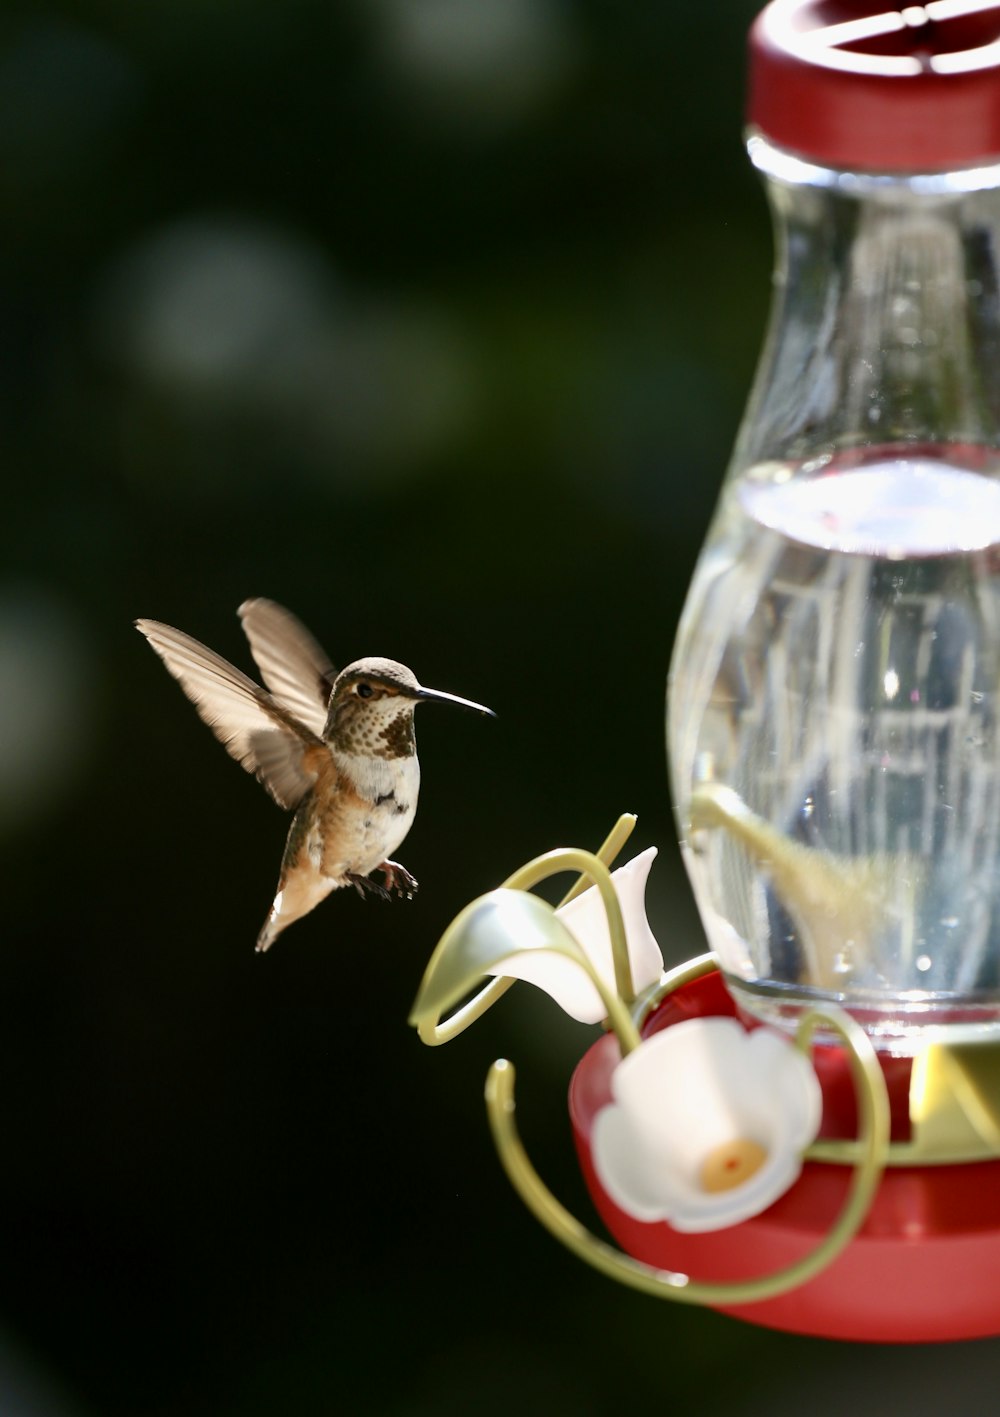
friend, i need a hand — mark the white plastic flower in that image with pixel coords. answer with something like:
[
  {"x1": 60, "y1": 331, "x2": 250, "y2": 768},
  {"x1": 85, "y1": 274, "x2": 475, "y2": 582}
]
[
  {"x1": 592, "y1": 1017, "x2": 822, "y2": 1232},
  {"x1": 488, "y1": 847, "x2": 663, "y2": 1023}
]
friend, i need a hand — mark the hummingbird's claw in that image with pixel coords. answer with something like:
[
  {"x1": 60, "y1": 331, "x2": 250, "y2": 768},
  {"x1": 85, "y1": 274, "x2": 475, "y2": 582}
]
[
  {"x1": 380, "y1": 860, "x2": 419, "y2": 899},
  {"x1": 346, "y1": 862, "x2": 419, "y2": 901},
  {"x1": 347, "y1": 872, "x2": 392, "y2": 901}
]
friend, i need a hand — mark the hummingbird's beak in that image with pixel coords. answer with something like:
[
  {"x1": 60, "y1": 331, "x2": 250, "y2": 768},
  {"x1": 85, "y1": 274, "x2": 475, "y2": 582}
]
[{"x1": 413, "y1": 685, "x2": 496, "y2": 717}]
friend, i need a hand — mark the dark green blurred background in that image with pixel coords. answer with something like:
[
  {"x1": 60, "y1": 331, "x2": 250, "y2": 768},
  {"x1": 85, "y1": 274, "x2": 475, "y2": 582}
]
[{"x1": 5, "y1": 2, "x2": 1000, "y2": 1413}]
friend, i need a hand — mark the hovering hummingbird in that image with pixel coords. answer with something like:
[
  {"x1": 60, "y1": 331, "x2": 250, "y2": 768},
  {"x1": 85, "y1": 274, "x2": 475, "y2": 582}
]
[{"x1": 135, "y1": 598, "x2": 494, "y2": 952}]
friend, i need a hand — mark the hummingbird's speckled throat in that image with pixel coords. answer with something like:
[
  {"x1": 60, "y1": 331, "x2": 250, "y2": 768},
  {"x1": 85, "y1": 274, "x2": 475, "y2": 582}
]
[
  {"x1": 134, "y1": 599, "x2": 494, "y2": 952},
  {"x1": 324, "y1": 662, "x2": 424, "y2": 760}
]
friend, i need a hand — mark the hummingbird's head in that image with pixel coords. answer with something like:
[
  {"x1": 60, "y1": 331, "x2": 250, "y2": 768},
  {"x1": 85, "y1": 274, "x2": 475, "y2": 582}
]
[{"x1": 324, "y1": 657, "x2": 494, "y2": 757}]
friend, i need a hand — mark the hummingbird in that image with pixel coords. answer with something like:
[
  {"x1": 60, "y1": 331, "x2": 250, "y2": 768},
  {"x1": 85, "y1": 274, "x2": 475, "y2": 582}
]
[{"x1": 135, "y1": 598, "x2": 494, "y2": 952}]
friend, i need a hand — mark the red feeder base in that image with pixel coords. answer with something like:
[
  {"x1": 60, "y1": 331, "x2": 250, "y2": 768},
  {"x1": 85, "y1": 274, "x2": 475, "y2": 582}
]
[{"x1": 569, "y1": 969, "x2": 1000, "y2": 1342}]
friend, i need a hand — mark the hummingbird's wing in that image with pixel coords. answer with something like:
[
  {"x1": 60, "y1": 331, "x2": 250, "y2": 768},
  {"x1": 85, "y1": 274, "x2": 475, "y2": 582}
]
[
  {"x1": 238, "y1": 598, "x2": 335, "y2": 738},
  {"x1": 136, "y1": 618, "x2": 323, "y2": 810}
]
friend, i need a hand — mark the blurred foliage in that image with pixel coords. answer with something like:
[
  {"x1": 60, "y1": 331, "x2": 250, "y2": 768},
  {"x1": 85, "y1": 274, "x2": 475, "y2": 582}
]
[{"x1": 5, "y1": 2, "x2": 997, "y2": 1414}]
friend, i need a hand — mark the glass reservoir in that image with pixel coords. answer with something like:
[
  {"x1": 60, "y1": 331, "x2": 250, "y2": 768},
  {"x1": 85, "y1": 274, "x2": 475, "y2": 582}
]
[{"x1": 669, "y1": 137, "x2": 1000, "y2": 1049}]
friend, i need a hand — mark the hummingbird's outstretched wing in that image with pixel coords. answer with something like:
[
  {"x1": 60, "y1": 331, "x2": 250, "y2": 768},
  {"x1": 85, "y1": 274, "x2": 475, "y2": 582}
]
[
  {"x1": 136, "y1": 618, "x2": 323, "y2": 810},
  {"x1": 238, "y1": 598, "x2": 335, "y2": 738}
]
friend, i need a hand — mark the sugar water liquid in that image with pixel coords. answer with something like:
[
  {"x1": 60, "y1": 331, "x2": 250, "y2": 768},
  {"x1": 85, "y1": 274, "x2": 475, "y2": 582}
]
[{"x1": 670, "y1": 446, "x2": 1000, "y2": 1049}]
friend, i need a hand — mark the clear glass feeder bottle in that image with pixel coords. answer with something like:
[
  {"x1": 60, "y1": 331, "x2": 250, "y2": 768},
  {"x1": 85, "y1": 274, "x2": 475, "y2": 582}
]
[{"x1": 668, "y1": 0, "x2": 1000, "y2": 1050}]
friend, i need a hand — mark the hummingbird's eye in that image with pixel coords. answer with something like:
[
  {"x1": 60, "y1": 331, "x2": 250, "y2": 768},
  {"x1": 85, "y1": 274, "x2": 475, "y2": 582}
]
[{"x1": 356, "y1": 682, "x2": 374, "y2": 698}]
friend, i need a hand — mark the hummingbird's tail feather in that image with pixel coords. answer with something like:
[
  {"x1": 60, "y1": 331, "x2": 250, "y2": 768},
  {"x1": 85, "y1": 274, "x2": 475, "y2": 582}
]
[
  {"x1": 255, "y1": 917, "x2": 279, "y2": 953},
  {"x1": 255, "y1": 887, "x2": 298, "y2": 952},
  {"x1": 255, "y1": 907, "x2": 296, "y2": 952},
  {"x1": 255, "y1": 866, "x2": 338, "y2": 952}
]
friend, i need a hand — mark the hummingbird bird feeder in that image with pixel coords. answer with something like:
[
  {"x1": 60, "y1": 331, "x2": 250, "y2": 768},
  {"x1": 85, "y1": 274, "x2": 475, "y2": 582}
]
[{"x1": 410, "y1": 0, "x2": 1000, "y2": 1343}]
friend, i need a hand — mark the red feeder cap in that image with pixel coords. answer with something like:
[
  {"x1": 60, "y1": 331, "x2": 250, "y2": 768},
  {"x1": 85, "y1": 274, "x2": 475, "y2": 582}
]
[{"x1": 748, "y1": 0, "x2": 1000, "y2": 171}]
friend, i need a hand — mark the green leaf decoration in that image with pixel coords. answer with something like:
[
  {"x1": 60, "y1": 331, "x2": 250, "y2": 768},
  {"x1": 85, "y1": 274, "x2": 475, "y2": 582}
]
[{"x1": 409, "y1": 888, "x2": 585, "y2": 1032}]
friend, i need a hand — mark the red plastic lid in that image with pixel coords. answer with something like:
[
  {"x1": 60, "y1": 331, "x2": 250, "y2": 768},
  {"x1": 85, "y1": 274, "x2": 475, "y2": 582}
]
[{"x1": 748, "y1": 0, "x2": 1000, "y2": 171}]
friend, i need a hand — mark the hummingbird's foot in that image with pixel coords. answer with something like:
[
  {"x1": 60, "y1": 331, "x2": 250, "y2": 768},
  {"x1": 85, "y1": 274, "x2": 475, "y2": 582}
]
[
  {"x1": 347, "y1": 872, "x2": 392, "y2": 901},
  {"x1": 346, "y1": 862, "x2": 419, "y2": 901},
  {"x1": 378, "y1": 860, "x2": 419, "y2": 900}
]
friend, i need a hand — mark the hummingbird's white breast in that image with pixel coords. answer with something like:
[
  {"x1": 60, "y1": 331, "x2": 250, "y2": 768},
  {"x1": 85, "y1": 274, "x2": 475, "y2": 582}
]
[{"x1": 324, "y1": 748, "x2": 420, "y2": 879}]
